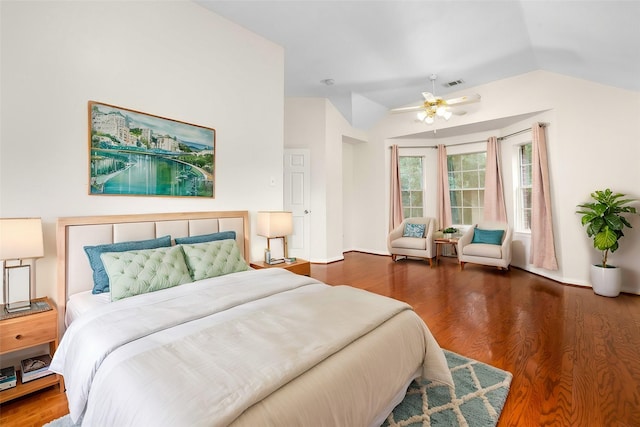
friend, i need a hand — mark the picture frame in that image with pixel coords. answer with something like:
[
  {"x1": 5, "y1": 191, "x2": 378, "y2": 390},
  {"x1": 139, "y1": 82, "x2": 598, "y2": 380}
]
[{"x1": 88, "y1": 101, "x2": 215, "y2": 198}]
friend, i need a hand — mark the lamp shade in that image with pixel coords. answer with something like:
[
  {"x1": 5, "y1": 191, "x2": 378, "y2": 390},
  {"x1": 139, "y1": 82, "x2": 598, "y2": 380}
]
[
  {"x1": 0, "y1": 218, "x2": 44, "y2": 260},
  {"x1": 256, "y1": 211, "x2": 293, "y2": 238}
]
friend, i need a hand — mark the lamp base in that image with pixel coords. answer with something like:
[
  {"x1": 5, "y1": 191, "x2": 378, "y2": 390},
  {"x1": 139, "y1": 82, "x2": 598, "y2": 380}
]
[{"x1": 5, "y1": 301, "x2": 31, "y2": 313}]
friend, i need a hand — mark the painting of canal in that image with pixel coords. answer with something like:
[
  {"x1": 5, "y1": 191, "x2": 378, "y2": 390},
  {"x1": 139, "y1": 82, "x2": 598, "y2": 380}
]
[{"x1": 89, "y1": 101, "x2": 215, "y2": 197}]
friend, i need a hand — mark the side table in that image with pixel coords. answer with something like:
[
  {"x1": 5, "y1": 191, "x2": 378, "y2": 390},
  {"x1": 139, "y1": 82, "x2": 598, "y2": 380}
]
[
  {"x1": 434, "y1": 237, "x2": 459, "y2": 266},
  {"x1": 0, "y1": 297, "x2": 62, "y2": 403},
  {"x1": 250, "y1": 258, "x2": 311, "y2": 276}
]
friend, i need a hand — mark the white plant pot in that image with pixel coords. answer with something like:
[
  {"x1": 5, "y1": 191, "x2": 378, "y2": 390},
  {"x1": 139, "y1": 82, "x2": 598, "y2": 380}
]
[{"x1": 590, "y1": 264, "x2": 622, "y2": 297}]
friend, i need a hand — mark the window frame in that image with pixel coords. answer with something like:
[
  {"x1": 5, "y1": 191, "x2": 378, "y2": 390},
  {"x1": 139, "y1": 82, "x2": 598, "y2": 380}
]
[
  {"x1": 447, "y1": 151, "x2": 487, "y2": 226},
  {"x1": 398, "y1": 154, "x2": 427, "y2": 219},
  {"x1": 513, "y1": 142, "x2": 533, "y2": 233}
]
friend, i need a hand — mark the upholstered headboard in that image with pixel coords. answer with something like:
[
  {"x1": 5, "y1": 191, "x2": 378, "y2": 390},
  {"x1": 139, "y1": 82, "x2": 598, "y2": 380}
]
[{"x1": 56, "y1": 211, "x2": 249, "y2": 331}]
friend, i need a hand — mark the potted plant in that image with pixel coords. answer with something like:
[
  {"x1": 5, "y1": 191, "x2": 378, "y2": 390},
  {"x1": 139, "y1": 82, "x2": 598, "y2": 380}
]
[
  {"x1": 443, "y1": 227, "x2": 458, "y2": 239},
  {"x1": 576, "y1": 188, "x2": 638, "y2": 297}
]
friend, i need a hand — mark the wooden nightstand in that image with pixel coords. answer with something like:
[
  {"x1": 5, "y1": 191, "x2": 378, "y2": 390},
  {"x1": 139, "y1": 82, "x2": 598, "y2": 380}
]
[
  {"x1": 0, "y1": 297, "x2": 62, "y2": 403},
  {"x1": 250, "y1": 258, "x2": 311, "y2": 276}
]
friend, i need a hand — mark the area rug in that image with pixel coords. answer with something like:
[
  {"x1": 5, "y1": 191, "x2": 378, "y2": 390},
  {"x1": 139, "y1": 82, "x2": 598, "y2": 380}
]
[
  {"x1": 45, "y1": 350, "x2": 511, "y2": 427},
  {"x1": 383, "y1": 350, "x2": 513, "y2": 427}
]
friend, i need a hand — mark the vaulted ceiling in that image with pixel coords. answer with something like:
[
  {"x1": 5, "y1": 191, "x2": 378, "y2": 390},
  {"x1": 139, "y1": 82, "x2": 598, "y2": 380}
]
[{"x1": 197, "y1": 1, "x2": 640, "y2": 128}]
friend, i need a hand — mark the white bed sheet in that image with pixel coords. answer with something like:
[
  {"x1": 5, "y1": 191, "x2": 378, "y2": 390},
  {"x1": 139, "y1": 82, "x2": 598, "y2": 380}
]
[{"x1": 65, "y1": 291, "x2": 110, "y2": 326}]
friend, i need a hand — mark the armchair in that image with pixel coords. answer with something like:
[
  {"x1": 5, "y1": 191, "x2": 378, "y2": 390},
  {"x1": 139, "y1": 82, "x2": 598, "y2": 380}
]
[
  {"x1": 458, "y1": 222, "x2": 512, "y2": 270},
  {"x1": 387, "y1": 218, "x2": 437, "y2": 267}
]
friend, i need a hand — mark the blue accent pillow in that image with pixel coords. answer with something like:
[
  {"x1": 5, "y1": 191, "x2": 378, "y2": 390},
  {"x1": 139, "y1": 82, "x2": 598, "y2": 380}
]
[
  {"x1": 471, "y1": 228, "x2": 504, "y2": 245},
  {"x1": 84, "y1": 235, "x2": 172, "y2": 294},
  {"x1": 403, "y1": 223, "x2": 426, "y2": 238},
  {"x1": 174, "y1": 230, "x2": 236, "y2": 245}
]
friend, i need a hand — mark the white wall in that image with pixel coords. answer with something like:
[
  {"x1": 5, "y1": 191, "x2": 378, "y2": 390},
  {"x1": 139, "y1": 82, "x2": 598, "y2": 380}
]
[
  {"x1": 351, "y1": 71, "x2": 640, "y2": 293},
  {"x1": 0, "y1": 1, "x2": 285, "y2": 306},
  {"x1": 284, "y1": 97, "x2": 366, "y2": 262}
]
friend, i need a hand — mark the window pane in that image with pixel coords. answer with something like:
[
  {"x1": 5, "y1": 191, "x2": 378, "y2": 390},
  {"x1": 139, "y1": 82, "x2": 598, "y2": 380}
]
[
  {"x1": 463, "y1": 171, "x2": 478, "y2": 188},
  {"x1": 412, "y1": 207, "x2": 423, "y2": 217},
  {"x1": 450, "y1": 190, "x2": 461, "y2": 206},
  {"x1": 402, "y1": 191, "x2": 410, "y2": 206},
  {"x1": 462, "y1": 208, "x2": 473, "y2": 224},
  {"x1": 451, "y1": 208, "x2": 461, "y2": 224},
  {"x1": 403, "y1": 207, "x2": 411, "y2": 218},
  {"x1": 462, "y1": 154, "x2": 477, "y2": 170},
  {"x1": 411, "y1": 191, "x2": 423, "y2": 206},
  {"x1": 521, "y1": 165, "x2": 532, "y2": 186}
]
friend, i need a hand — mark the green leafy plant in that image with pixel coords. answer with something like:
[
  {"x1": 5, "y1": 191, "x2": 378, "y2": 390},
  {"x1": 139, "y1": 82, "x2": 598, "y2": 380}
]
[
  {"x1": 576, "y1": 189, "x2": 638, "y2": 267},
  {"x1": 443, "y1": 227, "x2": 458, "y2": 234}
]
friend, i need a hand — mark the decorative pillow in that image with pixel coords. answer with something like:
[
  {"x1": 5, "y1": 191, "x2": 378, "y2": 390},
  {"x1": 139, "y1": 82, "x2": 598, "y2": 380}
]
[
  {"x1": 403, "y1": 223, "x2": 426, "y2": 238},
  {"x1": 180, "y1": 239, "x2": 249, "y2": 281},
  {"x1": 101, "y1": 246, "x2": 193, "y2": 301},
  {"x1": 84, "y1": 235, "x2": 172, "y2": 294},
  {"x1": 471, "y1": 228, "x2": 505, "y2": 245},
  {"x1": 174, "y1": 230, "x2": 236, "y2": 245}
]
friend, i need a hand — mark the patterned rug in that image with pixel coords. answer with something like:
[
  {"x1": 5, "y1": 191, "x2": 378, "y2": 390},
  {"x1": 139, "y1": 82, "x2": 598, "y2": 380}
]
[
  {"x1": 45, "y1": 350, "x2": 512, "y2": 427},
  {"x1": 383, "y1": 350, "x2": 513, "y2": 427}
]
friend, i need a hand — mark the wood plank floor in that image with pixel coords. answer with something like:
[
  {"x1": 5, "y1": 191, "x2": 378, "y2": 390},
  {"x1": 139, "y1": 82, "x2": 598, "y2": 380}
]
[{"x1": 2, "y1": 251, "x2": 638, "y2": 426}]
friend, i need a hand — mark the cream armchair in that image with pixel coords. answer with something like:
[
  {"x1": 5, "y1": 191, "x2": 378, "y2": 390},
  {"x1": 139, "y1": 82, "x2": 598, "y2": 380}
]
[
  {"x1": 458, "y1": 222, "x2": 512, "y2": 270},
  {"x1": 387, "y1": 217, "x2": 437, "y2": 266}
]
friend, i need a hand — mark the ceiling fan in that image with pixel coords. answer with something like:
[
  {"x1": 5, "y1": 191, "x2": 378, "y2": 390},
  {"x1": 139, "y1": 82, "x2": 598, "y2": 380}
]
[{"x1": 391, "y1": 74, "x2": 481, "y2": 124}]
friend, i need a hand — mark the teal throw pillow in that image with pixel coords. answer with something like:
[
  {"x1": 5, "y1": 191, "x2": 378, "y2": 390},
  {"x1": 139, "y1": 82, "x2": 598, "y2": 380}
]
[
  {"x1": 403, "y1": 223, "x2": 426, "y2": 238},
  {"x1": 471, "y1": 228, "x2": 504, "y2": 245},
  {"x1": 174, "y1": 230, "x2": 236, "y2": 245},
  {"x1": 180, "y1": 239, "x2": 249, "y2": 281},
  {"x1": 101, "y1": 246, "x2": 193, "y2": 301},
  {"x1": 84, "y1": 235, "x2": 172, "y2": 294}
]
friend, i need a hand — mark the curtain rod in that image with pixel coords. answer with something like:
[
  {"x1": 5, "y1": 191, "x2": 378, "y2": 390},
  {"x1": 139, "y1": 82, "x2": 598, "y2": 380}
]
[{"x1": 389, "y1": 123, "x2": 547, "y2": 150}]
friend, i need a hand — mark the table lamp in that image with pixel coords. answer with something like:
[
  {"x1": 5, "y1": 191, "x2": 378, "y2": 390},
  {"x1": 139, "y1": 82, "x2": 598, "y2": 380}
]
[
  {"x1": 0, "y1": 218, "x2": 44, "y2": 312},
  {"x1": 256, "y1": 211, "x2": 293, "y2": 264}
]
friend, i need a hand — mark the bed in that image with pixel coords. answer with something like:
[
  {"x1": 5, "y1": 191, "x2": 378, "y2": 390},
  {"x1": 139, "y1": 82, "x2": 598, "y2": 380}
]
[{"x1": 52, "y1": 211, "x2": 453, "y2": 426}]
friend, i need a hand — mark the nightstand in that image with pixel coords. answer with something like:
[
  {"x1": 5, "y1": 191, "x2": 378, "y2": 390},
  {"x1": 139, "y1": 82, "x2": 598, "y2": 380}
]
[
  {"x1": 0, "y1": 297, "x2": 62, "y2": 403},
  {"x1": 250, "y1": 258, "x2": 311, "y2": 276}
]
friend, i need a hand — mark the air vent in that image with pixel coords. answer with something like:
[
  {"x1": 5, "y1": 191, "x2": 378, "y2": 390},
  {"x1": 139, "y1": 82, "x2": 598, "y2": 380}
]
[{"x1": 443, "y1": 79, "x2": 464, "y2": 88}]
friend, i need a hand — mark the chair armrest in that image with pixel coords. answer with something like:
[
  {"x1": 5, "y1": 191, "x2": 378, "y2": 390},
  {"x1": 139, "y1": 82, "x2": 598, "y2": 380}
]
[
  {"x1": 457, "y1": 225, "x2": 475, "y2": 251},
  {"x1": 387, "y1": 223, "x2": 405, "y2": 249},
  {"x1": 501, "y1": 227, "x2": 513, "y2": 261}
]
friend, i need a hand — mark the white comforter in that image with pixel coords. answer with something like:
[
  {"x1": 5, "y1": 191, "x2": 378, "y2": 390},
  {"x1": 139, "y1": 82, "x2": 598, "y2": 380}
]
[{"x1": 52, "y1": 269, "x2": 452, "y2": 426}]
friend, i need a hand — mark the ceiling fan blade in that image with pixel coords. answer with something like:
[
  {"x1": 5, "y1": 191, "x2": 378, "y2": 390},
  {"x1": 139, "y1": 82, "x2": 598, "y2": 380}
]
[
  {"x1": 390, "y1": 105, "x2": 424, "y2": 113},
  {"x1": 445, "y1": 93, "x2": 481, "y2": 106},
  {"x1": 422, "y1": 92, "x2": 436, "y2": 102}
]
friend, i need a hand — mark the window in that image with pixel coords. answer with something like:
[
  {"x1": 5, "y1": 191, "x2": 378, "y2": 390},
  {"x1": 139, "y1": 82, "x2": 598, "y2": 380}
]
[
  {"x1": 447, "y1": 152, "x2": 486, "y2": 225},
  {"x1": 516, "y1": 143, "x2": 532, "y2": 231},
  {"x1": 399, "y1": 156, "x2": 424, "y2": 218}
]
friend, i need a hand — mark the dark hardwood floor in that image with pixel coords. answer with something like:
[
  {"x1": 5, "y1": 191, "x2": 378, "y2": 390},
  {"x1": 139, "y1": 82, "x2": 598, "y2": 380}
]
[{"x1": 2, "y1": 251, "x2": 638, "y2": 426}]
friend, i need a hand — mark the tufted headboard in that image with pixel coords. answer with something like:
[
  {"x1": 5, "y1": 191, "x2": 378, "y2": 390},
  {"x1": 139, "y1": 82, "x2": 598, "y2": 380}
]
[{"x1": 56, "y1": 211, "x2": 249, "y2": 331}]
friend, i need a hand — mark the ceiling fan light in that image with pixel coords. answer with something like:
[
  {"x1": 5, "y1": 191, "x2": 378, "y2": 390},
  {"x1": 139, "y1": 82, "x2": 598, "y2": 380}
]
[
  {"x1": 425, "y1": 116, "x2": 435, "y2": 124},
  {"x1": 443, "y1": 110, "x2": 453, "y2": 120},
  {"x1": 417, "y1": 111, "x2": 427, "y2": 121}
]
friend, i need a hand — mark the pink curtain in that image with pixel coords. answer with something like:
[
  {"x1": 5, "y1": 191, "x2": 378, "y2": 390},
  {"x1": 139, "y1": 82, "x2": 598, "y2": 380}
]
[
  {"x1": 530, "y1": 123, "x2": 558, "y2": 270},
  {"x1": 389, "y1": 145, "x2": 404, "y2": 231},
  {"x1": 483, "y1": 136, "x2": 507, "y2": 222},
  {"x1": 437, "y1": 144, "x2": 452, "y2": 230}
]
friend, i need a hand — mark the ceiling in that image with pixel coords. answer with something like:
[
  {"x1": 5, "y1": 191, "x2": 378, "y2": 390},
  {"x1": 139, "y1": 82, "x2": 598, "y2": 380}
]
[{"x1": 197, "y1": 1, "x2": 640, "y2": 130}]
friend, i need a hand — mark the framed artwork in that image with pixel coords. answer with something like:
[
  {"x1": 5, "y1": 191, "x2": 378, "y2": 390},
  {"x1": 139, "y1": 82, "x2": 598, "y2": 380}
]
[{"x1": 88, "y1": 101, "x2": 215, "y2": 198}]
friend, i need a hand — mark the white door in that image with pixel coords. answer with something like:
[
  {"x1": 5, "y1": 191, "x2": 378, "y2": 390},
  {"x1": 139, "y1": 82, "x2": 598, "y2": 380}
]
[{"x1": 284, "y1": 149, "x2": 311, "y2": 260}]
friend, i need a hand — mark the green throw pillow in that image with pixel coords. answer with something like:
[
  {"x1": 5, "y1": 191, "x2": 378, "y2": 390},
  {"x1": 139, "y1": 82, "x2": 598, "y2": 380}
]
[
  {"x1": 180, "y1": 239, "x2": 249, "y2": 281},
  {"x1": 101, "y1": 246, "x2": 193, "y2": 301}
]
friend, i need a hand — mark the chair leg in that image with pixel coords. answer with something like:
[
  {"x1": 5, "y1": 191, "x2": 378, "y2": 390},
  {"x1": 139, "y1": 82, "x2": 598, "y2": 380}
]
[
  {"x1": 459, "y1": 261, "x2": 465, "y2": 271},
  {"x1": 428, "y1": 257, "x2": 433, "y2": 268}
]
